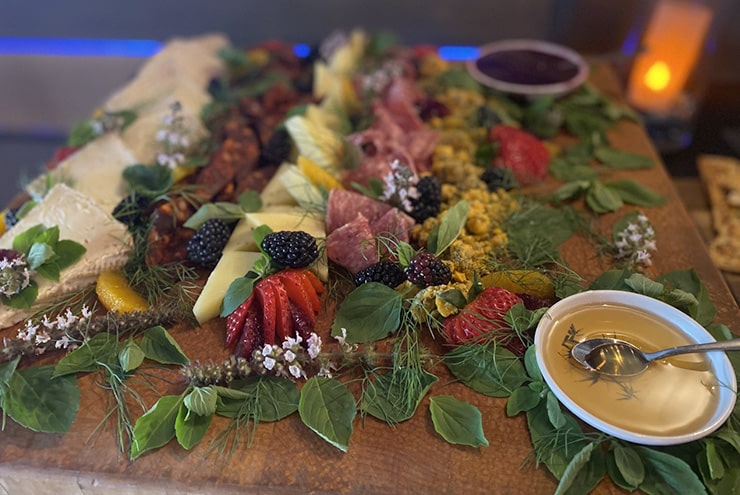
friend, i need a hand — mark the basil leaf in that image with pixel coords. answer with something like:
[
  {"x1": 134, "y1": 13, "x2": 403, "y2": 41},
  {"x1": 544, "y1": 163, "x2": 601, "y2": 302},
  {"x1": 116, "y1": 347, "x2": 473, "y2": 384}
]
[
  {"x1": 237, "y1": 190, "x2": 262, "y2": 213},
  {"x1": 27, "y1": 242, "x2": 54, "y2": 270},
  {"x1": 526, "y1": 400, "x2": 588, "y2": 479},
  {"x1": 624, "y1": 273, "x2": 664, "y2": 298},
  {"x1": 613, "y1": 444, "x2": 645, "y2": 488},
  {"x1": 606, "y1": 448, "x2": 640, "y2": 491},
  {"x1": 331, "y1": 283, "x2": 402, "y2": 344},
  {"x1": 429, "y1": 396, "x2": 488, "y2": 448},
  {"x1": 657, "y1": 269, "x2": 716, "y2": 326},
  {"x1": 546, "y1": 391, "x2": 566, "y2": 429},
  {"x1": 549, "y1": 158, "x2": 597, "y2": 182},
  {"x1": 605, "y1": 179, "x2": 666, "y2": 207},
  {"x1": 4, "y1": 365, "x2": 80, "y2": 433},
  {"x1": 253, "y1": 225, "x2": 272, "y2": 253},
  {"x1": 53, "y1": 239, "x2": 86, "y2": 270},
  {"x1": 437, "y1": 289, "x2": 467, "y2": 310},
  {"x1": 220, "y1": 276, "x2": 256, "y2": 317},
  {"x1": 130, "y1": 393, "x2": 185, "y2": 459},
  {"x1": 550, "y1": 181, "x2": 588, "y2": 203},
  {"x1": 2, "y1": 281, "x2": 38, "y2": 309},
  {"x1": 0, "y1": 357, "x2": 20, "y2": 390},
  {"x1": 589, "y1": 269, "x2": 633, "y2": 290},
  {"x1": 396, "y1": 241, "x2": 416, "y2": 268},
  {"x1": 123, "y1": 164, "x2": 173, "y2": 197},
  {"x1": 175, "y1": 402, "x2": 212, "y2": 450},
  {"x1": 230, "y1": 376, "x2": 299, "y2": 422},
  {"x1": 524, "y1": 345, "x2": 543, "y2": 382},
  {"x1": 298, "y1": 377, "x2": 356, "y2": 452},
  {"x1": 183, "y1": 202, "x2": 244, "y2": 230},
  {"x1": 35, "y1": 262, "x2": 61, "y2": 282},
  {"x1": 361, "y1": 369, "x2": 437, "y2": 423},
  {"x1": 119, "y1": 340, "x2": 145, "y2": 372},
  {"x1": 139, "y1": 326, "x2": 189, "y2": 365},
  {"x1": 444, "y1": 344, "x2": 527, "y2": 397},
  {"x1": 437, "y1": 68, "x2": 481, "y2": 91},
  {"x1": 68, "y1": 120, "x2": 98, "y2": 147},
  {"x1": 554, "y1": 442, "x2": 606, "y2": 495},
  {"x1": 586, "y1": 181, "x2": 623, "y2": 213},
  {"x1": 12, "y1": 224, "x2": 46, "y2": 255},
  {"x1": 428, "y1": 200, "x2": 469, "y2": 255},
  {"x1": 634, "y1": 445, "x2": 706, "y2": 495},
  {"x1": 53, "y1": 333, "x2": 119, "y2": 377},
  {"x1": 506, "y1": 385, "x2": 542, "y2": 416},
  {"x1": 595, "y1": 147, "x2": 653, "y2": 170},
  {"x1": 184, "y1": 386, "x2": 218, "y2": 417}
]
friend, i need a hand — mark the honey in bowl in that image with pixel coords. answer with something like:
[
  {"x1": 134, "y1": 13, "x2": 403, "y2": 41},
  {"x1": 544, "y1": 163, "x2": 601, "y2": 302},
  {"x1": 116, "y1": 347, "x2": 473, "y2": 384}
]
[{"x1": 540, "y1": 302, "x2": 723, "y2": 438}]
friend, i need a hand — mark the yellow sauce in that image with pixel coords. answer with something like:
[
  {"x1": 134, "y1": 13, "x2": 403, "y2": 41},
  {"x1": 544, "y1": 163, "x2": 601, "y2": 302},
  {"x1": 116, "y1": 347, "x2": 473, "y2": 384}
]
[{"x1": 540, "y1": 303, "x2": 722, "y2": 437}]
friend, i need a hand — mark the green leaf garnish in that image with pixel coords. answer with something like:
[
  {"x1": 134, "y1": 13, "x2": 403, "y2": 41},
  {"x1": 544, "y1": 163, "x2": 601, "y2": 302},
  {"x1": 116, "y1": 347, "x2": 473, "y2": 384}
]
[
  {"x1": 594, "y1": 147, "x2": 653, "y2": 170},
  {"x1": 220, "y1": 275, "x2": 257, "y2": 317},
  {"x1": 604, "y1": 179, "x2": 666, "y2": 207},
  {"x1": 123, "y1": 164, "x2": 173, "y2": 197},
  {"x1": 184, "y1": 202, "x2": 244, "y2": 230},
  {"x1": 444, "y1": 344, "x2": 528, "y2": 397},
  {"x1": 429, "y1": 396, "x2": 488, "y2": 448},
  {"x1": 298, "y1": 377, "x2": 356, "y2": 452},
  {"x1": 237, "y1": 190, "x2": 262, "y2": 212},
  {"x1": 119, "y1": 340, "x2": 145, "y2": 372},
  {"x1": 53, "y1": 333, "x2": 119, "y2": 378},
  {"x1": 184, "y1": 386, "x2": 218, "y2": 417},
  {"x1": 331, "y1": 283, "x2": 402, "y2": 344},
  {"x1": 139, "y1": 326, "x2": 190, "y2": 365},
  {"x1": 3, "y1": 366, "x2": 80, "y2": 433},
  {"x1": 175, "y1": 402, "x2": 212, "y2": 450},
  {"x1": 427, "y1": 199, "x2": 469, "y2": 255},
  {"x1": 130, "y1": 393, "x2": 185, "y2": 460},
  {"x1": 361, "y1": 369, "x2": 437, "y2": 423}
]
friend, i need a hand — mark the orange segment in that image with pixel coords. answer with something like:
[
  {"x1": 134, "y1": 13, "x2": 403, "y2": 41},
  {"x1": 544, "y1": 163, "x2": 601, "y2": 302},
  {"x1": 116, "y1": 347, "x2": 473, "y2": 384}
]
[
  {"x1": 96, "y1": 270, "x2": 148, "y2": 313},
  {"x1": 297, "y1": 155, "x2": 343, "y2": 191},
  {"x1": 480, "y1": 270, "x2": 555, "y2": 299},
  {"x1": 0, "y1": 210, "x2": 6, "y2": 236}
]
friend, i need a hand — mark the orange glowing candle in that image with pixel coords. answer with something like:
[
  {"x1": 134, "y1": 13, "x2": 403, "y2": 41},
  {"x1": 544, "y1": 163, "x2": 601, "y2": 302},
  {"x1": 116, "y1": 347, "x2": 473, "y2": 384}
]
[{"x1": 627, "y1": 0, "x2": 713, "y2": 115}]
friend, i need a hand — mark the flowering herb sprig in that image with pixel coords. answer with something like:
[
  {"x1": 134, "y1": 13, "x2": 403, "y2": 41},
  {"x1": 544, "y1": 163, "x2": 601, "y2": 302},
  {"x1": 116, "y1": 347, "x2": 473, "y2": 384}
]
[
  {"x1": 611, "y1": 211, "x2": 657, "y2": 272},
  {"x1": 155, "y1": 101, "x2": 191, "y2": 169},
  {"x1": 381, "y1": 159, "x2": 420, "y2": 212},
  {"x1": 67, "y1": 109, "x2": 137, "y2": 147}
]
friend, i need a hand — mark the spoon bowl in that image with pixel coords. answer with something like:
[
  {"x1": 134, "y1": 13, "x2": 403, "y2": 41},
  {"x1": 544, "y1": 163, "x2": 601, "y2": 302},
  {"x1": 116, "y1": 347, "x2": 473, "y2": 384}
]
[{"x1": 571, "y1": 337, "x2": 740, "y2": 377}]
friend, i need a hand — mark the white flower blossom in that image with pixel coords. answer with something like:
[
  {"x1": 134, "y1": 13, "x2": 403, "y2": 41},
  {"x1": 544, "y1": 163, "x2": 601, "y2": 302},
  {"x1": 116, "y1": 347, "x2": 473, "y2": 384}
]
[
  {"x1": 613, "y1": 212, "x2": 657, "y2": 271},
  {"x1": 282, "y1": 335, "x2": 302, "y2": 350},
  {"x1": 284, "y1": 350, "x2": 296, "y2": 363},
  {"x1": 262, "y1": 344, "x2": 274, "y2": 356},
  {"x1": 55, "y1": 335, "x2": 72, "y2": 349},
  {"x1": 288, "y1": 364, "x2": 305, "y2": 379},
  {"x1": 307, "y1": 333, "x2": 322, "y2": 359},
  {"x1": 263, "y1": 356, "x2": 276, "y2": 371}
]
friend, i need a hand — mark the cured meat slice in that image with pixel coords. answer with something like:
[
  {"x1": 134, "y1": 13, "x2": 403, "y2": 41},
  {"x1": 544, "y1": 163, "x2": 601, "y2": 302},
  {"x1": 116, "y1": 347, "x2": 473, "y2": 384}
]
[
  {"x1": 369, "y1": 208, "x2": 415, "y2": 243},
  {"x1": 326, "y1": 213, "x2": 379, "y2": 274},
  {"x1": 325, "y1": 189, "x2": 393, "y2": 234}
]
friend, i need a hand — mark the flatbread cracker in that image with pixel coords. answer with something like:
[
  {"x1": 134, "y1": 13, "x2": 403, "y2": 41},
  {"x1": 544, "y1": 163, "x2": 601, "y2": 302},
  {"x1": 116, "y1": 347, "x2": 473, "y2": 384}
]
[{"x1": 698, "y1": 154, "x2": 740, "y2": 272}]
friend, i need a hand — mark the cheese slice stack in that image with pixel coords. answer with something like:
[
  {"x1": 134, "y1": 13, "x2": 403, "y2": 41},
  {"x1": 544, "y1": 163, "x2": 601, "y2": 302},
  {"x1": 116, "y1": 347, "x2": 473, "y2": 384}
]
[{"x1": 0, "y1": 184, "x2": 133, "y2": 328}]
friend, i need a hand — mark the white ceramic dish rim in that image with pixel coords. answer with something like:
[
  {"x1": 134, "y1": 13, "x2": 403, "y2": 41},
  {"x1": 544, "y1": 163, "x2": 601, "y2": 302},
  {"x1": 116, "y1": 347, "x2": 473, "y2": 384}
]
[
  {"x1": 466, "y1": 39, "x2": 589, "y2": 97},
  {"x1": 535, "y1": 289, "x2": 738, "y2": 446}
]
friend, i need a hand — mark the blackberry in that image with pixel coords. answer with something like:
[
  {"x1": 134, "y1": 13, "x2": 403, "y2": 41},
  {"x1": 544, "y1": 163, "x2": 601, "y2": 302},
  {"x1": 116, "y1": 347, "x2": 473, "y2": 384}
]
[
  {"x1": 4, "y1": 208, "x2": 20, "y2": 229},
  {"x1": 480, "y1": 167, "x2": 517, "y2": 192},
  {"x1": 259, "y1": 128, "x2": 293, "y2": 167},
  {"x1": 355, "y1": 261, "x2": 406, "y2": 288},
  {"x1": 408, "y1": 176, "x2": 442, "y2": 223},
  {"x1": 261, "y1": 230, "x2": 318, "y2": 268},
  {"x1": 187, "y1": 219, "x2": 232, "y2": 269},
  {"x1": 405, "y1": 252, "x2": 451, "y2": 287},
  {"x1": 112, "y1": 193, "x2": 150, "y2": 230}
]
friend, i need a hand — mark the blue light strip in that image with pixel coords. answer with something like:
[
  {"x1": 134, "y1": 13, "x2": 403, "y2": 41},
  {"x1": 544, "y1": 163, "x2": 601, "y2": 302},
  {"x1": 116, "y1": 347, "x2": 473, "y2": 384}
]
[
  {"x1": 0, "y1": 37, "x2": 162, "y2": 57},
  {"x1": 0, "y1": 37, "x2": 480, "y2": 62}
]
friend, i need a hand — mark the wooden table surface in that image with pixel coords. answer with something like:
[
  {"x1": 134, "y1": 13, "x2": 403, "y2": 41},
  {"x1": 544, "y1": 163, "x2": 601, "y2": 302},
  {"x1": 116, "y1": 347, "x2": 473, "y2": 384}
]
[{"x1": 0, "y1": 64, "x2": 738, "y2": 495}]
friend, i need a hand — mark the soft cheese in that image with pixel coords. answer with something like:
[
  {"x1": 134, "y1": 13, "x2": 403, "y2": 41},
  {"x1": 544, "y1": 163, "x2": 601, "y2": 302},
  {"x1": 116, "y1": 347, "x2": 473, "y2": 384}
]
[
  {"x1": 0, "y1": 184, "x2": 132, "y2": 328},
  {"x1": 25, "y1": 133, "x2": 137, "y2": 213}
]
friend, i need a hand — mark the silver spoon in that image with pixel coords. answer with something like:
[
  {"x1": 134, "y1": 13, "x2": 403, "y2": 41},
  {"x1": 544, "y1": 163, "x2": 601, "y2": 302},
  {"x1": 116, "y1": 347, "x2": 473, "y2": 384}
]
[{"x1": 570, "y1": 337, "x2": 740, "y2": 377}]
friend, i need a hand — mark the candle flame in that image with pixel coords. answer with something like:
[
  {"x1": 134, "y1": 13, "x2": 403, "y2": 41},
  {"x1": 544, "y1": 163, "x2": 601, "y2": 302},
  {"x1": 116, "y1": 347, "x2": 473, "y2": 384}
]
[{"x1": 644, "y1": 61, "x2": 671, "y2": 92}]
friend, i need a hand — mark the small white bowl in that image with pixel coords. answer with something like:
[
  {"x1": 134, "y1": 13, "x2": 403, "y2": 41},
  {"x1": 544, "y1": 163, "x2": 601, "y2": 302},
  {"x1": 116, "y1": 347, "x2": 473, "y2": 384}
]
[
  {"x1": 466, "y1": 39, "x2": 589, "y2": 97},
  {"x1": 535, "y1": 290, "x2": 737, "y2": 446}
]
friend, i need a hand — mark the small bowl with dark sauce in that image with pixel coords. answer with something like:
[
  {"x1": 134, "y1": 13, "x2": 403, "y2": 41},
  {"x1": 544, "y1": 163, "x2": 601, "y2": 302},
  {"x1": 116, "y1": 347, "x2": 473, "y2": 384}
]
[{"x1": 467, "y1": 39, "x2": 589, "y2": 97}]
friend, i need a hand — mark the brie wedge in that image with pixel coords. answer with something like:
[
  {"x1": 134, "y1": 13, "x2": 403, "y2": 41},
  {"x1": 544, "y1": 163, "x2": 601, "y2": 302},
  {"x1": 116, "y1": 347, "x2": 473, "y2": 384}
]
[{"x1": 0, "y1": 184, "x2": 133, "y2": 328}]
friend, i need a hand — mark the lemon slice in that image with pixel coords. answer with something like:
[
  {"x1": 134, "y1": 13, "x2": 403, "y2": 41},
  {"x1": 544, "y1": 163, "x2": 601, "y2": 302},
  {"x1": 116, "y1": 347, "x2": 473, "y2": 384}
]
[
  {"x1": 96, "y1": 270, "x2": 148, "y2": 313},
  {"x1": 481, "y1": 270, "x2": 555, "y2": 299},
  {"x1": 298, "y1": 156, "x2": 343, "y2": 191},
  {"x1": 285, "y1": 115, "x2": 345, "y2": 171}
]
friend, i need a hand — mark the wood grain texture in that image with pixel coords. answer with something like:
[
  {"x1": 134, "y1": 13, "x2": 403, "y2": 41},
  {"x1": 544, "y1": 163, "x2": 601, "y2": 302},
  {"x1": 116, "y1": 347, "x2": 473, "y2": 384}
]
[{"x1": 0, "y1": 64, "x2": 737, "y2": 495}]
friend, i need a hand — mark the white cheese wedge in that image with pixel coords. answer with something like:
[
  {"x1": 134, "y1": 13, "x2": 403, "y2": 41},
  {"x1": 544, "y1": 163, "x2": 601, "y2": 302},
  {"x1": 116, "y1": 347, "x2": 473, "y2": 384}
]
[
  {"x1": 261, "y1": 163, "x2": 299, "y2": 209},
  {"x1": 222, "y1": 218, "x2": 257, "y2": 253},
  {"x1": 24, "y1": 134, "x2": 136, "y2": 213},
  {"x1": 0, "y1": 184, "x2": 132, "y2": 328},
  {"x1": 244, "y1": 211, "x2": 328, "y2": 281},
  {"x1": 279, "y1": 165, "x2": 325, "y2": 208},
  {"x1": 105, "y1": 33, "x2": 229, "y2": 113},
  {"x1": 192, "y1": 251, "x2": 262, "y2": 325}
]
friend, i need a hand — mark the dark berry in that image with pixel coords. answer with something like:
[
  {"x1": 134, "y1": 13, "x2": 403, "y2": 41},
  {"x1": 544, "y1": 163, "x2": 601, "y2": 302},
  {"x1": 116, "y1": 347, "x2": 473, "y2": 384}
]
[
  {"x1": 4, "y1": 208, "x2": 19, "y2": 229},
  {"x1": 355, "y1": 261, "x2": 406, "y2": 288},
  {"x1": 405, "y1": 252, "x2": 451, "y2": 287},
  {"x1": 480, "y1": 167, "x2": 517, "y2": 192},
  {"x1": 409, "y1": 176, "x2": 442, "y2": 223},
  {"x1": 259, "y1": 128, "x2": 293, "y2": 167},
  {"x1": 418, "y1": 98, "x2": 451, "y2": 121},
  {"x1": 186, "y1": 219, "x2": 233, "y2": 269},
  {"x1": 112, "y1": 193, "x2": 150, "y2": 230},
  {"x1": 261, "y1": 230, "x2": 319, "y2": 268}
]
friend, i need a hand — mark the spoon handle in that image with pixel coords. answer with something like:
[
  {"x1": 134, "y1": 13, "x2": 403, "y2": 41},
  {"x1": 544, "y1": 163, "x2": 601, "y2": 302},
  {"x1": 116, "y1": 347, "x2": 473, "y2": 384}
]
[{"x1": 644, "y1": 339, "x2": 740, "y2": 361}]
